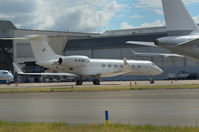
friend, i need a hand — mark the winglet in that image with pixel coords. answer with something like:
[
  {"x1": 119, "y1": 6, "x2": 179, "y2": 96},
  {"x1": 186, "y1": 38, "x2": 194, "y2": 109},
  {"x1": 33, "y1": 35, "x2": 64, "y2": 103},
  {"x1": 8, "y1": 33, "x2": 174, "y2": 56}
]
[
  {"x1": 123, "y1": 58, "x2": 132, "y2": 72},
  {"x1": 13, "y1": 63, "x2": 24, "y2": 75}
]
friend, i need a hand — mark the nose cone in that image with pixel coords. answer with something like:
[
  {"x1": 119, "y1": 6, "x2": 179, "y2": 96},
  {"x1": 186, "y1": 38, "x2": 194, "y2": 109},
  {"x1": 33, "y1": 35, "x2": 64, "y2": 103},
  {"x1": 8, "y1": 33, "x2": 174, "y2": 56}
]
[
  {"x1": 154, "y1": 66, "x2": 163, "y2": 75},
  {"x1": 8, "y1": 73, "x2": 14, "y2": 81}
]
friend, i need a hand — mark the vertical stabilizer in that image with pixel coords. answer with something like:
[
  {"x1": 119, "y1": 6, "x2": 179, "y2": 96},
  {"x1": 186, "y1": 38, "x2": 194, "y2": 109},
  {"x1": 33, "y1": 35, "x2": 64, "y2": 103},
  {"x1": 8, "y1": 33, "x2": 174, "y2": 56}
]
[
  {"x1": 162, "y1": 0, "x2": 199, "y2": 34},
  {"x1": 26, "y1": 35, "x2": 60, "y2": 63}
]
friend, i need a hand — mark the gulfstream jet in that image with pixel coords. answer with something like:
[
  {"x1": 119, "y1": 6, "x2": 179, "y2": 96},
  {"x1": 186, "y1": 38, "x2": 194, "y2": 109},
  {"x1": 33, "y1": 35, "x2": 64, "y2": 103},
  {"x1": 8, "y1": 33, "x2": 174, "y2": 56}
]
[
  {"x1": 11, "y1": 35, "x2": 162, "y2": 85},
  {"x1": 127, "y1": 0, "x2": 199, "y2": 61}
]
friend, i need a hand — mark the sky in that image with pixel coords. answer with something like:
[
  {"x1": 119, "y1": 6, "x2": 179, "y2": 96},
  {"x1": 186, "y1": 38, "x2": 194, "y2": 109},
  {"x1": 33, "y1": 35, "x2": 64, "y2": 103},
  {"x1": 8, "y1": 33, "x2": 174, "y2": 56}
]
[{"x1": 0, "y1": 0, "x2": 199, "y2": 33}]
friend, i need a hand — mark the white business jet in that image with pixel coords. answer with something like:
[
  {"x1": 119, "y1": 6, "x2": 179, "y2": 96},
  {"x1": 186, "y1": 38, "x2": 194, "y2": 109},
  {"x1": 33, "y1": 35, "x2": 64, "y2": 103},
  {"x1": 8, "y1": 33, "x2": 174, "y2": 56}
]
[
  {"x1": 6, "y1": 35, "x2": 163, "y2": 85},
  {"x1": 127, "y1": 0, "x2": 199, "y2": 61},
  {"x1": 0, "y1": 70, "x2": 14, "y2": 84}
]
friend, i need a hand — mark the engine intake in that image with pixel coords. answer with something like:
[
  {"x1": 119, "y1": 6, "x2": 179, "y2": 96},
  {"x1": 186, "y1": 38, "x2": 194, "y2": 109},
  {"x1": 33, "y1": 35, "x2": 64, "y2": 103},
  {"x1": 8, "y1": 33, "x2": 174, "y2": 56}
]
[
  {"x1": 58, "y1": 56, "x2": 90, "y2": 67},
  {"x1": 58, "y1": 57, "x2": 62, "y2": 65}
]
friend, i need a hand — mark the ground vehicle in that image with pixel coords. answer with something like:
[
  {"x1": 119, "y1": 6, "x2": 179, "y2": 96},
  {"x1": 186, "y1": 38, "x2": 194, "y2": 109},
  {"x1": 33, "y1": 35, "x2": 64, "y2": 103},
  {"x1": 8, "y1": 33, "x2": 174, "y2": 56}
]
[{"x1": 166, "y1": 71, "x2": 197, "y2": 80}]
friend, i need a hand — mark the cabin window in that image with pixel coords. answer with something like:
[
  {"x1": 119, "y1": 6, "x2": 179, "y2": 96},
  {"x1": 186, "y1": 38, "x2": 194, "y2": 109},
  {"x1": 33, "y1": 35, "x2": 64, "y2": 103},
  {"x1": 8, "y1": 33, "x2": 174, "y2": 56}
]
[
  {"x1": 108, "y1": 64, "x2": 111, "y2": 67},
  {"x1": 77, "y1": 59, "x2": 85, "y2": 62},
  {"x1": 138, "y1": 65, "x2": 141, "y2": 68},
  {"x1": 120, "y1": 65, "x2": 123, "y2": 68},
  {"x1": 3, "y1": 72, "x2": 8, "y2": 74},
  {"x1": 132, "y1": 65, "x2": 135, "y2": 68},
  {"x1": 114, "y1": 65, "x2": 117, "y2": 68},
  {"x1": 102, "y1": 64, "x2": 106, "y2": 67},
  {"x1": 75, "y1": 59, "x2": 78, "y2": 62}
]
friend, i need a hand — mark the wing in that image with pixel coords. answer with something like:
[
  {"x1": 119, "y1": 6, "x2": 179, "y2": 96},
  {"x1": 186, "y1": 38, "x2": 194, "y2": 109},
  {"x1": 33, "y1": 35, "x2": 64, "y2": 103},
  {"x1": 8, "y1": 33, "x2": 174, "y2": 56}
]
[
  {"x1": 13, "y1": 63, "x2": 76, "y2": 77},
  {"x1": 132, "y1": 50, "x2": 184, "y2": 58},
  {"x1": 100, "y1": 58, "x2": 132, "y2": 77},
  {"x1": 177, "y1": 38, "x2": 199, "y2": 47}
]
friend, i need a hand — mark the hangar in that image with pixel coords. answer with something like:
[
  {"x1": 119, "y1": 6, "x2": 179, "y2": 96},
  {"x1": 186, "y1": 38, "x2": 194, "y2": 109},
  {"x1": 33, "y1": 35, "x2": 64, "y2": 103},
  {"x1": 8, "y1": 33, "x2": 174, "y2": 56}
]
[{"x1": 0, "y1": 20, "x2": 198, "y2": 82}]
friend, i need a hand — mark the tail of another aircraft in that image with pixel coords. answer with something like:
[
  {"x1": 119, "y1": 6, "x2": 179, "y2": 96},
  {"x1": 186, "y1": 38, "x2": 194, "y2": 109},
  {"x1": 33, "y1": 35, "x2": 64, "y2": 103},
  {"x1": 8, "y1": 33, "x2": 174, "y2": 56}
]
[
  {"x1": 26, "y1": 35, "x2": 61, "y2": 63},
  {"x1": 162, "y1": 0, "x2": 199, "y2": 34}
]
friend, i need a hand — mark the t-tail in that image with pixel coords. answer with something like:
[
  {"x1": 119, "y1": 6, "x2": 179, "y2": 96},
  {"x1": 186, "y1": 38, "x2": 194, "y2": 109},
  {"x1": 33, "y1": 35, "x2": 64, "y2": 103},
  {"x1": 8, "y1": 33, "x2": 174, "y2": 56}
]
[
  {"x1": 25, "y1": 35, "x2": 61, "y2": 64},
  {"x1": 162, "y1": 0, "x2": 199, "y2": 35}
]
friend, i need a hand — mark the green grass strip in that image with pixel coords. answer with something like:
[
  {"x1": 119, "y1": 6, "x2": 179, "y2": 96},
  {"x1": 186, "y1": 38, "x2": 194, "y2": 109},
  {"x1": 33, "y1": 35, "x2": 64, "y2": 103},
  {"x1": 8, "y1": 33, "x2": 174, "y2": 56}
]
[
  {"x1": 0, "y1": 84, "x2": 199, "y2": 93},
  {"x1": 0, "y1": 121, "x2": 198, "y2": 132}
]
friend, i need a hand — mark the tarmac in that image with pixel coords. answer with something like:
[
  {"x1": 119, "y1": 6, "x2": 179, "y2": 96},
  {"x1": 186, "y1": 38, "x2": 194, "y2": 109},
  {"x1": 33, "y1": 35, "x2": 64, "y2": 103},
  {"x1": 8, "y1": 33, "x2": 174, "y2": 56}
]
[
  {"x1": 0, "y1": 88, "x2": 199, "y2": 126},
  {"x1": 0, "y1": 80, "x2": 199, "y2": 88}
]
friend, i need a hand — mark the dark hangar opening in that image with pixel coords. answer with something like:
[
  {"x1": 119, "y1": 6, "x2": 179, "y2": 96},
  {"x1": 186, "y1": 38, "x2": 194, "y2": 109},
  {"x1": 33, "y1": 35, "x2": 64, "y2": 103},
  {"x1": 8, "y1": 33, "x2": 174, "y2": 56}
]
[{"x1": 0, "y1": 39, "x2": 13, "y2": 71}]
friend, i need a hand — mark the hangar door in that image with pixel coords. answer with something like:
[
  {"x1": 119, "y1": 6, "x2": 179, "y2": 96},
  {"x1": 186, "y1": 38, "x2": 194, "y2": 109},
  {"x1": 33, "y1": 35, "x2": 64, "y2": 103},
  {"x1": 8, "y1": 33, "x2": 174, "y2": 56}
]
[
  {"x1": 93, "y1": 48, "x2": 121, "y2": 59},
  {"x1": 0, "y1": 40, "x2": 13, "y2": 71}
]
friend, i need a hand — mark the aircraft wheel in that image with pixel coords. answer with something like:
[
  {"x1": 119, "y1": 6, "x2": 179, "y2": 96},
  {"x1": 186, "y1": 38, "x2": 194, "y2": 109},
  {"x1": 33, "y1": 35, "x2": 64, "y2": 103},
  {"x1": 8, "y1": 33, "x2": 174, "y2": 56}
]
[
  {"x1": 93, "y1": 79, "x2": 100, "y2": 85},
  {"x1": 76, "y1": 80, "x2": 83, "y2": 85},
  {"x1": 150, "y1": 80, "x2": 155, "y2": 84}
]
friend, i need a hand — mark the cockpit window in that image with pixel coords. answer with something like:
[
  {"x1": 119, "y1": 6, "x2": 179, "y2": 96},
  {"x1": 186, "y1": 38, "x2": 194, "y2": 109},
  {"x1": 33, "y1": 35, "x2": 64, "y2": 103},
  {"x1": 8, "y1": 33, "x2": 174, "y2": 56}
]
[{"x1": 3, "y1": 72, "x2": 8, "y2": 74}]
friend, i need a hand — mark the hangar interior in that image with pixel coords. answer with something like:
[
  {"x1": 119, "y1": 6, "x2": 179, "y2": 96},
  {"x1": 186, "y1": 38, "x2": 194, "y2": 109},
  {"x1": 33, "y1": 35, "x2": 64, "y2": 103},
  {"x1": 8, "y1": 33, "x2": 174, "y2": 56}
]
[{"x1": 0, "y1": 20, "x2": 198, "y2": 82}]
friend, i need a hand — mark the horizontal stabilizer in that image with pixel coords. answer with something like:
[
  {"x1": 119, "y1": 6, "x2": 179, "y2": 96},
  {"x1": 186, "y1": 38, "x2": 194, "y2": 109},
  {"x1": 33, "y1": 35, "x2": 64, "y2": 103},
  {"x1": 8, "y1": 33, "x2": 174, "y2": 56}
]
[{"x1": 126, "y1": 41, "x2": 157, "y2": 47}]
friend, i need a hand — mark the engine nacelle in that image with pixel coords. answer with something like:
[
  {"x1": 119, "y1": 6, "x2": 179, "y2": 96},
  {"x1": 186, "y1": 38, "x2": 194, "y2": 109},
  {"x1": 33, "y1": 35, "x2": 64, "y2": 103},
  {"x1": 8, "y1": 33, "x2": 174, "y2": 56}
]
[{"x1": 58, "y1": 55, "x2": 90, "y2": 67}]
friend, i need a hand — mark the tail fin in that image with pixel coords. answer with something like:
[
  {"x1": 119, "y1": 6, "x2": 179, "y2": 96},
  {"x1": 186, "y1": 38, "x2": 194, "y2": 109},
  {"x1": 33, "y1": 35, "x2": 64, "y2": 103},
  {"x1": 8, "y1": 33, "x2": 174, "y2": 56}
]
[
  {"x1": 25, "y1": 35, "x2": 61, "y2": 63},
  {"x1": 162, "y1": 0, "x2": 199, "y2": 35}
]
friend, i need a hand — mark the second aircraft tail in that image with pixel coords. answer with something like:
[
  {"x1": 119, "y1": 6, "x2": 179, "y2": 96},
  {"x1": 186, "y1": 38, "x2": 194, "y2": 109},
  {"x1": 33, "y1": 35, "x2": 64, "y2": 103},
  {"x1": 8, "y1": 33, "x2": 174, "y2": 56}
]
[{"x1": 162, "y1": 0, "x2": 199, "y2": 35}]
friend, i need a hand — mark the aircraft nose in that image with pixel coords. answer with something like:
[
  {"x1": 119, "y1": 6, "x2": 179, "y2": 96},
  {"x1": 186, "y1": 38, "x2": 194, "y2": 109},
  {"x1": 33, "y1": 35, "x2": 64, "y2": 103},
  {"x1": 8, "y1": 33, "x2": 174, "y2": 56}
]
[
  {"x1": 155, "y1": 66, "x2": 163, "y2": 75},
  {"x1": 9, "y1": 74, "x2": 14, "y2": 81}
]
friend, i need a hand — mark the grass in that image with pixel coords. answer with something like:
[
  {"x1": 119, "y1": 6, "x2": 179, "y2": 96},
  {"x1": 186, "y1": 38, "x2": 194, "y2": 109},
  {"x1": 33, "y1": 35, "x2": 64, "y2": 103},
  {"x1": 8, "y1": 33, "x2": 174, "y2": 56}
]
[
  {"x1": 0, "y1": 121, "x2": 199, "y2": 132},
  {"x1": 0, "y1": 84, "x2": 199, "y2": 93}
]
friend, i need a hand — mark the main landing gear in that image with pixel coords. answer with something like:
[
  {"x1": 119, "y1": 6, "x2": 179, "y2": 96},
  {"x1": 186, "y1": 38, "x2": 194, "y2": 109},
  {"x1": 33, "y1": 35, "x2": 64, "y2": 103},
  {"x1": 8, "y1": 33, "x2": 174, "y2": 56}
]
[
  {"x1": 75, "y1": 76, "x2": 101, "y2": 85},
  {"x1": 93, "y1": 79, "x2": 100, "y2": 85},
  {"x1": 76, "y1": 79, "x2": 83, "y2": 85}
]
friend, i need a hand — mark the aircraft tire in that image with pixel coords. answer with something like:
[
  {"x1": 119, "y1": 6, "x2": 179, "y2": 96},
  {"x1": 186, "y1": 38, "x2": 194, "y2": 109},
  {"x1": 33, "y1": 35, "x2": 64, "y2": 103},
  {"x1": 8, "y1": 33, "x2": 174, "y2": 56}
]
[
  {"x1": 93, "y1": 79, "x2": 100, "y2": 85},
  {"x1": 76, "y1": 80, "x2": 83, "y2": 85}
]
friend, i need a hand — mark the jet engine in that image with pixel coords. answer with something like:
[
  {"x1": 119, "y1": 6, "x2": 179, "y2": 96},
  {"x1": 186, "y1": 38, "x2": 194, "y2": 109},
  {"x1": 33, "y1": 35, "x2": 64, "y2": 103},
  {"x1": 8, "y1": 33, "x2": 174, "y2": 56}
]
[{"x1": 58, "y1": 55, "x2": 90, "y2": 67}]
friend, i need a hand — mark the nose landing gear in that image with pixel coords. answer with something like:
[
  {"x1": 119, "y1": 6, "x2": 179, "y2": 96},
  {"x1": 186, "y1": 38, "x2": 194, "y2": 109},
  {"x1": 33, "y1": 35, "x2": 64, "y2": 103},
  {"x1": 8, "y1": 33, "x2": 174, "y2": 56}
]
[{"x1": 149, "y1": 75, "x2": 155, "y2": 84}]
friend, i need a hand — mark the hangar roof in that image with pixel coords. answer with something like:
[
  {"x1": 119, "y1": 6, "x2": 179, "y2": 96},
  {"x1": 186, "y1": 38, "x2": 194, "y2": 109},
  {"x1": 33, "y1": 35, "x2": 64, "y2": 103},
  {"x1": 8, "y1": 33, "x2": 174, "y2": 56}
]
[{"x1": 0, "y1": 20, "x2": 16, "y2": 30}]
